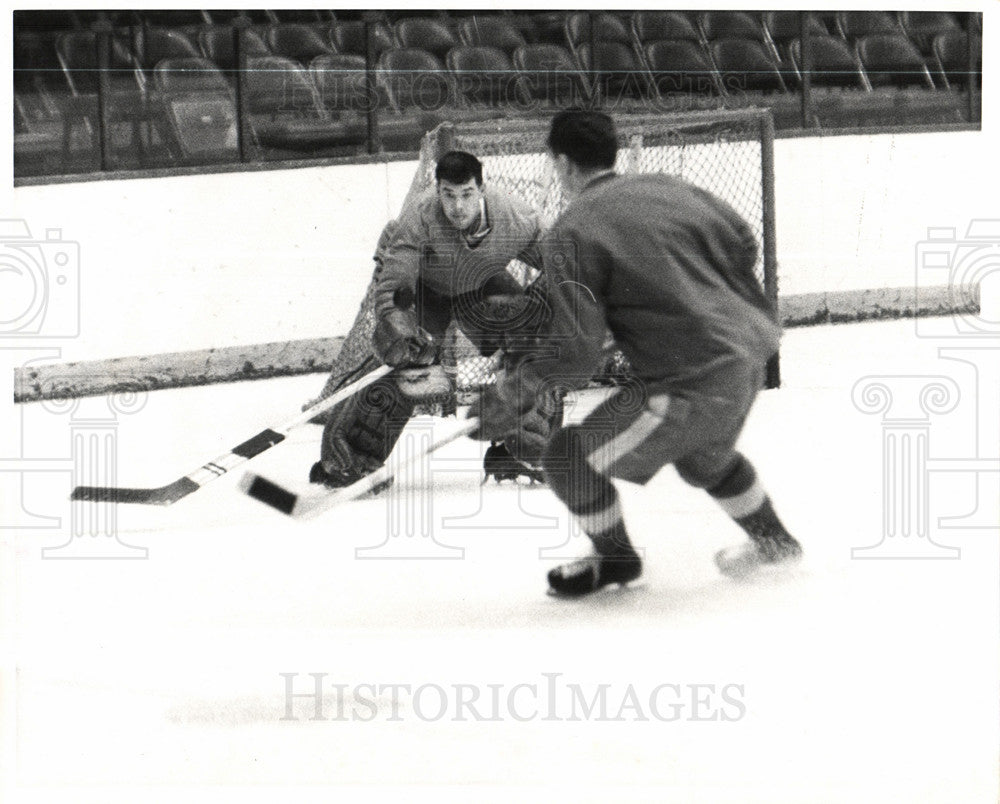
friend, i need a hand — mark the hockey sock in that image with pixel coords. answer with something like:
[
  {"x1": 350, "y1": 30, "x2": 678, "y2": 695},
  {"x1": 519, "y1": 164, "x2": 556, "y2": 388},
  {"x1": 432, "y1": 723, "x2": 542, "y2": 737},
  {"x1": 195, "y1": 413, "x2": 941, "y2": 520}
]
[{"x1": 707, "y1": 455, "x2": 798, "y2": 555}]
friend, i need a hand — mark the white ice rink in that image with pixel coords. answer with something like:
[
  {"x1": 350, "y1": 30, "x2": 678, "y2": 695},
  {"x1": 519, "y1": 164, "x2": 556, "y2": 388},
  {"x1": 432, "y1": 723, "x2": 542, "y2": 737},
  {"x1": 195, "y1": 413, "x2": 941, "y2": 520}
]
[{"x1": 3, "y1": 318, "x2": 999, "y2": 803}]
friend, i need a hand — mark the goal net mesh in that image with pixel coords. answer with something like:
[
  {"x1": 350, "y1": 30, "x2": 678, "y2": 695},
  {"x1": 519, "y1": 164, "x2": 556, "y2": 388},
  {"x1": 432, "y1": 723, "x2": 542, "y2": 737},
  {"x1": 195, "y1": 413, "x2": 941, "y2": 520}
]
[{"x1": 313, "y1": 110, "x2": 776, "y2": 408}]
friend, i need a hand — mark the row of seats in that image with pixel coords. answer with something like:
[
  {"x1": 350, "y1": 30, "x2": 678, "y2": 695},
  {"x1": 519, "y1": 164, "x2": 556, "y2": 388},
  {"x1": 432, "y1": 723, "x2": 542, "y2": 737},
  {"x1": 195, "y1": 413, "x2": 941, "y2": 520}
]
[
  {"x1": 44, "y1": 23, "x2": 983, "y2": 107},
  {"x1": 13, "y1": 11, "x2": 983, "y2": 176}
]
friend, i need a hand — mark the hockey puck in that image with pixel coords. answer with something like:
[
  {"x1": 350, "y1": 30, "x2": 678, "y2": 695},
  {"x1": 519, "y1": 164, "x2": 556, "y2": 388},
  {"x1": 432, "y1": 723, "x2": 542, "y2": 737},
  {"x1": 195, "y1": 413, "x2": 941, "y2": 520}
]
[{"x1": 243, "y1": 474, "x2": 298, "y2": 515}]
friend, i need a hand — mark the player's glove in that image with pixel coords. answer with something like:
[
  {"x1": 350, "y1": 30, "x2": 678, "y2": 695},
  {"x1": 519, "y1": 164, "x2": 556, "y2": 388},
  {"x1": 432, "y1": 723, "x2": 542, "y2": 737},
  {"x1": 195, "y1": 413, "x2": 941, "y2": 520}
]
[
  {"x1": 466, "y1": 365, "x2": 544, "y2": 441},
  {"x1": 373, "y1": 308, "x2": 437, "y2": 368}
]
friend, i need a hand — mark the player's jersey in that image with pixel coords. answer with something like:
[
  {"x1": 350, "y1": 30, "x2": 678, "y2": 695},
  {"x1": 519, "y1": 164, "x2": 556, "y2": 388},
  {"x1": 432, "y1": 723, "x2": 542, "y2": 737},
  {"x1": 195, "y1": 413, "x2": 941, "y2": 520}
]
[
  {"x1": 374, "y1": 187, "x2": 542, "y2": 319},
  {"x1": 524, "y1": 172, "x2": 781, "y2": 393}
]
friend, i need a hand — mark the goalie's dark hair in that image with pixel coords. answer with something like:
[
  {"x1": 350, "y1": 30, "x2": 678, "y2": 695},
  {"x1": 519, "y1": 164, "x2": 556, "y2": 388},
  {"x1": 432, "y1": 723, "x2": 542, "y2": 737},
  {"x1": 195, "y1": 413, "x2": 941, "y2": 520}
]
[
  {"x1": 547, "y1": 109, "x2": 617, "y2": 170},
  {"x1": 435, "y1": 151, "x2": 484, "y2": 186}
]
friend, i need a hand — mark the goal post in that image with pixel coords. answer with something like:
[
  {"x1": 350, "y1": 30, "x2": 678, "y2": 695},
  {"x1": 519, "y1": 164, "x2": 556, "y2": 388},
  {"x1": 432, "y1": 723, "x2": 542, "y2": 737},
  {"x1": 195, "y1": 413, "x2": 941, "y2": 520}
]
[{"x1": 312, "y1": 108, "x2": 779, "y2": 410}]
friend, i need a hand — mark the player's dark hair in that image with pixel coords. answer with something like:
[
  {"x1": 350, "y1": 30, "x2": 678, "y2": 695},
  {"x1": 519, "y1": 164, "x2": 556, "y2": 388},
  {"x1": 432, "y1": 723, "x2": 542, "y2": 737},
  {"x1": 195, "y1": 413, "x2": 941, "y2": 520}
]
[
  {"x1": 547, "y1": 110, "x2": 618, "y2": 170},
  {"x1": 435, "y1": 151, "x2": 484, "y2": 186}
]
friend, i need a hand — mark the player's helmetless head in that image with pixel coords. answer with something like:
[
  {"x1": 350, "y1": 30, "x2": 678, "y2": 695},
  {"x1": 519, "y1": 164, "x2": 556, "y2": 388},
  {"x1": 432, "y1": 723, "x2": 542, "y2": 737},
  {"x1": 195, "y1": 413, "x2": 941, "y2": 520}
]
[
  {"x1": 435, "y1": 151, "x2": 485, "y2": 232},
  {"x1": 547, "y1": 110, "x2": 617, "y2": 200}
]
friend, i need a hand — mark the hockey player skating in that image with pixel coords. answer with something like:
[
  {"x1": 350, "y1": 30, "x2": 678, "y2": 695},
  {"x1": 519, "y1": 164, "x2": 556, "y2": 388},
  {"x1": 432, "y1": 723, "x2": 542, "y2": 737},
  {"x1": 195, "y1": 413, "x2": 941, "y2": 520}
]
[
  {"x1": 310, "y1": 150, "x2": 559, "y2": 489},
  {"x1": 469, "y1": 110, "x2": 802, "y2": 597}
]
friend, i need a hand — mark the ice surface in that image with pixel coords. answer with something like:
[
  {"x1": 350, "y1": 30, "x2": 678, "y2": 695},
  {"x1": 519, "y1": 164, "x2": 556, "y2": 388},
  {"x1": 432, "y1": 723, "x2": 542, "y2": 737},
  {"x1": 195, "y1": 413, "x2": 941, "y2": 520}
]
[{"x1": 3, "y1": 319, "x2": 998, "y2": 803}]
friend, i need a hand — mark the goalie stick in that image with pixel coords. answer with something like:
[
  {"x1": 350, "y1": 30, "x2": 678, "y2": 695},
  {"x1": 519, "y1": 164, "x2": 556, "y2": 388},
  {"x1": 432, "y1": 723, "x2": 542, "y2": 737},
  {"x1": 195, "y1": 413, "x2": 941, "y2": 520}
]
[
  {"x1": 241, "y1": 417, "x2": 480, "y2": 519},
  {"x1": 69, "y1": 364, "x2": 393, "y2": 506}
]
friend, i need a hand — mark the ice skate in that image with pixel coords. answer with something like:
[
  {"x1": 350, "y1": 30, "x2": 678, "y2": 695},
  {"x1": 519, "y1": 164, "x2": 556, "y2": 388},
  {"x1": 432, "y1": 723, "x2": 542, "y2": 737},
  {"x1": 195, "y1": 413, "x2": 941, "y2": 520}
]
[
  {"x1": 547, "y1": 550, "x2": 642, "y2": 598},
  {"x1": 715, "y1": 534, "x2": 802, "y2": 579}
]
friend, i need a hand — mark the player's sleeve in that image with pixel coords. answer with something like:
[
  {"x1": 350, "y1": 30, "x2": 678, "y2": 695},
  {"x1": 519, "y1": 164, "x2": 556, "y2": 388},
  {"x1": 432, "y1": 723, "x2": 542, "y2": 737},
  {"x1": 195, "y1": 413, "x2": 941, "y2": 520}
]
[
  {"x1": 502, "y1": 223, "x2": 608, "y2": 409},
  {"x1": 373, "y1": 202, "x2": 427, "y2": 320}
]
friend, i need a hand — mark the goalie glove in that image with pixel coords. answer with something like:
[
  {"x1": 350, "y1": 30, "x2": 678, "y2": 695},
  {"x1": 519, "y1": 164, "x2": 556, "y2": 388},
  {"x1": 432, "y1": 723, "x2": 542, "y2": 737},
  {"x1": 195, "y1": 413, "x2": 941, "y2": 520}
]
[{"x1": 373, "y1": 308, "x2": 437, "y2": 368}]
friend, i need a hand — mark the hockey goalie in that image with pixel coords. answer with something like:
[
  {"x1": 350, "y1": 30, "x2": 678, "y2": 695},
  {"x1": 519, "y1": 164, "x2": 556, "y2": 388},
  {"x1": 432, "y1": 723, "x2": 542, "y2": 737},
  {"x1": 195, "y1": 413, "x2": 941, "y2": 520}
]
[{"x1": 306, "y1": 150, "x2": 563, "y2": 489}]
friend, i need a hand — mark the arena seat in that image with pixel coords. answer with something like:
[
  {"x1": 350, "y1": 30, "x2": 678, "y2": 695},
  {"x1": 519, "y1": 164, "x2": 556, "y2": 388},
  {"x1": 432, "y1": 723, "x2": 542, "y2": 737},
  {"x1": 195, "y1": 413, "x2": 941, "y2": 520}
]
[
  {"x1": 710, "y1": 39, "x2": 789, "y2": 94},
  {"x1": 855, "y1": 34, "x2": 935, "y2": 89},
  {"x1": 931, "y1": 30, "x2": 982, "y2": 90},
  {"x1": 198, "y1": 26, "x2": 270, "y2": 71},
  {"x1": 446, "y1": 45, "x2": 524, "y2": 107},
  {"x1": 378, "y1": 48, "x2": 453, "y2": 112},
  {"x1": 512, "y1": 43, "x2": 590, "y2": 106},
  {"x1": 698, "y1": 11, "x2": 763, "y2": 42},
  {"x1": 393, "y1": 17, "x2": 459, "y2": 62},
  {"x1": 457, "y1": 16, "x2": 526, "y2": 56},
  {"x1": 762, "y1": 11, "x2": 828, "y2": 64},
  {"x1": 644, "y1": 40, "x2": 721, "y2": 96},
  {"x1": 575, "y1": 41, "x2": 652, "y2": 100},
  {"x1": 329, "y1": 20, "x2": 394, "y2": 59},
  {"x1": 565, "y1": 11, "x2": 632, "y2": 59},
  {"x1": 310, "y1": 53, "x2": 383, "y2": 112},
  {"x1": 266, "y1": 23, "x2": 333, "y2": 66},
  {"x1": 900, "y1": 11, "x2": 961, "y2": 56},
  {"x1": 632, "y1": 11, "x2": 702, "y2": 46},
  {"x1": 835, "y1": 11, "x2": 903, "y2": 42},
  {"x1": 789, "y1": 35, "x2": 867, "y2": 89},
  {"x1": 244, "y1": 55, "x2": 366, "y2": 154},
  {"x1": 153, "y1": 56, "x2": 237, "y2": 161},
  {"x1": 55, "y1": 29, "x2": 138, "y2": 95}
]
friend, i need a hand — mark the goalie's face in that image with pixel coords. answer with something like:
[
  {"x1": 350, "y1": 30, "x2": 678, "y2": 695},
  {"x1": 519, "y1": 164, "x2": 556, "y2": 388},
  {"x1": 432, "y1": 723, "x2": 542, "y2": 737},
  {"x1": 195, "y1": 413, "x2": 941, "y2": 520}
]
[{"x1": 437, "y1": 178, "x2": 484, "y2": 232}]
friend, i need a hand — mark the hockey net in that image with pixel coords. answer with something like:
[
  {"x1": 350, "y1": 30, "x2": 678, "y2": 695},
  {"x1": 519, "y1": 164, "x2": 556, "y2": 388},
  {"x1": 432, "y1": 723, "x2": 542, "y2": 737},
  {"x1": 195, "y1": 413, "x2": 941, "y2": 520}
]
[{"x1": 313, "y1": 109, "x2": 777, "y2": 409}]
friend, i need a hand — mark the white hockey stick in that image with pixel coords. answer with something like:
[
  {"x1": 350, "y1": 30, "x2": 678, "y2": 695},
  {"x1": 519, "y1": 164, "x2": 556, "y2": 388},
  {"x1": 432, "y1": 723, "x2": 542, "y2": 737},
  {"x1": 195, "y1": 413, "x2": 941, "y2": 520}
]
[
  {"x1": 70, "y1": 364, "x2": 393, "y2": 506},
  {"x1": 241, "y1": 417, "x2": 480, "y2": 519}
]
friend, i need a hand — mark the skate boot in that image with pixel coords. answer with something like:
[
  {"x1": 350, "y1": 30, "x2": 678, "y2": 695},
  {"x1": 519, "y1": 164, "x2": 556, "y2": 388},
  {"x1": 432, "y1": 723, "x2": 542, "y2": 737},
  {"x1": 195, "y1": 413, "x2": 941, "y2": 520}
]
[
  {"x1": 482, "y1": 441, "x2": 544, "y2": 484},
  {"x1": 547, "y1": 550, "x2": 642, "y2": 598},
  {"x1": 715, "y1": 496, "x2": 802, "y2": 578}
]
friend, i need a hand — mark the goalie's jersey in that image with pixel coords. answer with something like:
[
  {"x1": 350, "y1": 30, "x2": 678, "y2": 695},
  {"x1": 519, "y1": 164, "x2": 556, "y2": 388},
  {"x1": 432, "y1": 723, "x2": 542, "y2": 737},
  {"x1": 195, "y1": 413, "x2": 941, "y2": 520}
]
[
  {"x1": 374, "y1": 187, "x2": 542, "y2": 319},
  {"x1": 522, "y1": 172, "x2": 781, "y2": 393}
]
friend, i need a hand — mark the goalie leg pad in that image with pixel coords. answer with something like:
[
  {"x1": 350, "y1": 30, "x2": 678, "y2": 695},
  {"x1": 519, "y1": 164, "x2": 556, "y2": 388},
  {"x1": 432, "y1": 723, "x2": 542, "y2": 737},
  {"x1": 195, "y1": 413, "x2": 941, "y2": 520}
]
[{"x1": 317, "y1": 377, "x2": 417, "y2": 486}]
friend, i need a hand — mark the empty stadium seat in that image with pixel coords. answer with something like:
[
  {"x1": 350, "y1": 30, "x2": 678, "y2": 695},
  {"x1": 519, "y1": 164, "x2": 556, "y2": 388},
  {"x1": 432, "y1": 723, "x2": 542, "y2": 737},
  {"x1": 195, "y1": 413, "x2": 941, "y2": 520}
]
[
  {"x1": 198, "y1": 26, "x2": 270, "y2": 71},
  {"x1": 576, "y1": 41, "x2": 651, "y2": 100},
  {"x1": 153, "y1": 56, "x2": 237, "y2": 161},
  {"x1": 900, "y1": 11, "x2": 961, "y2": 55},
  {"x1": 446, "y1": 45, "x2": 522, "y2": 107},
  {"x1": 632, "y1": 11, "x2": 702, "y2": 45},
  {"x1": 55, "y1": 30, "x2": 140, "y2": 95},
  {"x1": 855, "y1": 34, "x2": 935, "y2": 89},
  {"x1": 134, "y1": 28, "x2": 202, "y2": 75},
  {"x1": 512, "y1": 43, "x2": 590, "y2": 106},
  {"x1": 931, "y1": 30, "x2": 982, "y2": 90},
  {"x1": 310, "y1": 53, "x2": 381, "y2": 112},
  {"x1": 393, "y1": 17, "x2": 459, "y2": 62},
  {"x1": 154, "y1": 55, "x2": 230, "y2": 93},
  {"x1": 835, "y1": 11, "x2": 903, "y2": 41},
  {"x1": 378, "y1": 48, "x2": 453, "y2": 111},
  {"x1": 710, "y1": 39, "x2": 788, "y2": 94},
  {"x1": 789, "y1": 35, "x2": 866, "y2": 89},
  {"x1": 699, "y1": 10, "x2": 763, "y2": 42},
  {"x1": 244, "y1": 55, "x2": 366, "y2": 154},
  {"x1": 266, "y1": 23, "x2": 333, "y2": 66},
  {"x1": 329, "y1": 20, "x2": 394, "y2": 59},
  {"x1": 565, "y1": 11, "x2": 631, "y2": 56},
  {"x1": 644, "y1": 40, "x2": 721, "y2": 95},
  {"x1": 457, "y1": 16, "x2": 527, "y2": 56},
  {"x1": 762, "y1": 11, "x2": 828, "y2": 62}
]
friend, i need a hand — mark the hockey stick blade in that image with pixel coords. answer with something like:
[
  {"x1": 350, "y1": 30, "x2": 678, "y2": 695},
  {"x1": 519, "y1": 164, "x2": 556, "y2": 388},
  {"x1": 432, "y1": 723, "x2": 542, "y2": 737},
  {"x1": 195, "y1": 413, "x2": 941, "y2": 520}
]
[
  {"x1": 69, "y1": 364, "x2": 393, "y2": 507},
  {"x1": 71, "y1": 477, "x2": 199, "y2": 506},
  {"x1": 241, "y1": 418, "x2": 480, "y2": 520}
]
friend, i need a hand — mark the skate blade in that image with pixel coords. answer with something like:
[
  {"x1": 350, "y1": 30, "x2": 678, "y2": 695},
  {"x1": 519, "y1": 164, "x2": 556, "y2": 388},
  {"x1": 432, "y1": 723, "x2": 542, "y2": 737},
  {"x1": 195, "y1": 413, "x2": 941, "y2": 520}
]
[
  {"x1": 717, "y1": 554, "x2": 803, "y2": 582},
  {"x1": 546, "y1": 580, "x2": 647, "y2": 600}
]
